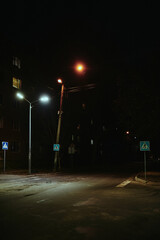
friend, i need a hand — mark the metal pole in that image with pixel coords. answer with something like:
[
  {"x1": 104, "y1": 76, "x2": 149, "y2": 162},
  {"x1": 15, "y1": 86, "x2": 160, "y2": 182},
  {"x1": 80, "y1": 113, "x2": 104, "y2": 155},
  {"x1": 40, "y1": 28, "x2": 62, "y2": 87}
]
[
  {"x1": 4, "y1": 150, "x2": 6, "y2": 173},
  {"x1": 144, "y1": 151, "x2": 147, "y2": 182},
  {"x1": 54, "y1": 84, "x2": 64, "y2": 171},
  {"x1": 29, "y1": 103, "x2": 32, "y2": 174}
]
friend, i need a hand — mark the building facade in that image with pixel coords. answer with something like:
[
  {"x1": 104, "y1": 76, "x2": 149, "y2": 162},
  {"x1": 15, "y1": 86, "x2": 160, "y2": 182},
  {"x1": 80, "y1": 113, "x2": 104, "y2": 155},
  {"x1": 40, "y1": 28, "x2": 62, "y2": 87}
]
[{"x1": 0, "y1": 42, "x2": 28, "y2": 170}]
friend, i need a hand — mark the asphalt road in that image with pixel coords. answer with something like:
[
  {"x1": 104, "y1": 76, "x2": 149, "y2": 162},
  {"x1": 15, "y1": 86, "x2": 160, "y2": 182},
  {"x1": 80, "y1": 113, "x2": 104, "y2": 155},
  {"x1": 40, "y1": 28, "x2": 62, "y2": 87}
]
[{"x1": 0, "y1": 172, "x2": 160, "y2": 240}]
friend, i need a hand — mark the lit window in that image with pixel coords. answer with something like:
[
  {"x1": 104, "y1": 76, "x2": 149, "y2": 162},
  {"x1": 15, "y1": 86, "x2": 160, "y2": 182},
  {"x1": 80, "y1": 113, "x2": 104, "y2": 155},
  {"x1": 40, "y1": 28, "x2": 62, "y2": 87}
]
[
  {"x1": 0, "y1": 117, "x2": 3, "y2": 128},
  {"x1": 12, "y1": 77, "x2": 22, "y2": 89}
]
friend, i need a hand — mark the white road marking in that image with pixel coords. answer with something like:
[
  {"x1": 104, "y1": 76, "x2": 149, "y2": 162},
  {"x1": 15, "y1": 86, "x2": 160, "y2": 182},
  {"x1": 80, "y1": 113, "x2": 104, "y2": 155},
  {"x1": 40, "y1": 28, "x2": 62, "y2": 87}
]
[
  {"x1": 116, "y1": 179, "x2": 131, "y2": 188},
  {"x1": 36, "y1": 199, "x2": 47, "y2": 203},
  {"x1": 73, "y1": 198, "x2": 97, "y2": 206}
]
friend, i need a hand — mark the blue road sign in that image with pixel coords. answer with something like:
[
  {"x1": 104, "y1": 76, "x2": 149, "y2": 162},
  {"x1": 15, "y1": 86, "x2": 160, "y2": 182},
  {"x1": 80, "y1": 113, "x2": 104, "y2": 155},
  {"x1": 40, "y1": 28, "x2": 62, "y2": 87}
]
[
  {"x1": 2, "y1": 142, "x2": 8, "y2": 150},
  {"x1": 140, "y1": 141, "x2": 150, "y2": 151},
  {"x1": 53, "y1": 144, "x2": 60, "y2": 151}
]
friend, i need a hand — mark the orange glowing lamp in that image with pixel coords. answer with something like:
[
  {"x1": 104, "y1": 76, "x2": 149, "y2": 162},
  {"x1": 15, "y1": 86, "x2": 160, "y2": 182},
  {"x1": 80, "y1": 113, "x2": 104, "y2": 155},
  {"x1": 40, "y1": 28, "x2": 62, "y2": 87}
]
[
  {"x1": 57, "y1": 78, "x2": 63, "y2": 84},
  {"x1": 76, "y1": 63, "x2": 85, "y2": 73}
]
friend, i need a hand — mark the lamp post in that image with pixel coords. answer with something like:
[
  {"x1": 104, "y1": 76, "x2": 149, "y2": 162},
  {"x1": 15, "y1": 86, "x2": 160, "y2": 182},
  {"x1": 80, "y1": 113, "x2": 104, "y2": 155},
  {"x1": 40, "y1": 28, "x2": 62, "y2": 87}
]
[
  {"x1": 16, "y1": 92, "x2": 50, "y2": 174},
  {"x1": 53, "y1": 64, "x2": 85, "y2": 171},
  {"x1": 54, "y1": 79, "x2": 64, "y2": 171}
]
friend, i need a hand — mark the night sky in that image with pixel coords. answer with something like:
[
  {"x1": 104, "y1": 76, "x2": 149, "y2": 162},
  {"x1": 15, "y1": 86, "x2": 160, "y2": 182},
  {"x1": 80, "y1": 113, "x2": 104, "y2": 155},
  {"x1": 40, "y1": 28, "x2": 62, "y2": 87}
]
[
  {"x1": 1, "y1": 1, "x2": 160, "y2": 151},
  {"x1": 2, "y1": 1, "x2": 160, "y2": 83}
]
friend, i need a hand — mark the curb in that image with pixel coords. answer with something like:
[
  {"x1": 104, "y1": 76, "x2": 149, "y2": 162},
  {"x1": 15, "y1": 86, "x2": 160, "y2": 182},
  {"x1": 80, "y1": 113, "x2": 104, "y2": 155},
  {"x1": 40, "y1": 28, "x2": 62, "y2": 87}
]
[{"x1": 135, "y1": 176, "x2": 147, "y2": 184}]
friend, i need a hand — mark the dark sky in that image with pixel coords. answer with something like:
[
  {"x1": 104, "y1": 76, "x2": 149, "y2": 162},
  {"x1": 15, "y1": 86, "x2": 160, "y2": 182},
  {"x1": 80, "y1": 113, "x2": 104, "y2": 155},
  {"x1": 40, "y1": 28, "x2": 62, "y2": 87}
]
[
  {"x1": 1, "y1": 0, "x2": 160, "y2": 145},
  {"x1": 1, "y1": 1, "x2": 160, "y2": 86}
]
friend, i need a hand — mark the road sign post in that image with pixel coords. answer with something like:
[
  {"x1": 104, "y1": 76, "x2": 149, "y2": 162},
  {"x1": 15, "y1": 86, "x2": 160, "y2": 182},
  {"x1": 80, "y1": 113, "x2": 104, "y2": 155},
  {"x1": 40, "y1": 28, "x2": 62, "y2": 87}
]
[
  {"x1": 140, "y1": 141, "x2": 150, "y2": 182},
  {"x1": 2, "y1": 142, "x2": 8, "y2": 173},
  {"x1": 4, "y1": 150, "x2": 6, "y2": 173},
  {"x1": 144, "y1": 151, "x2": 147, "y2": 181}
]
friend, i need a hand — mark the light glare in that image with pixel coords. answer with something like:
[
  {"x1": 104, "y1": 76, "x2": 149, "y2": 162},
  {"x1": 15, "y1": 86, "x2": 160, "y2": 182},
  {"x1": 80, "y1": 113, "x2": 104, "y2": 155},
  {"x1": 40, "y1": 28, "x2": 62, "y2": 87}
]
[
  {"x1": 76, "y1": 64, "x2": 84, "y2": 72},
  {"x1": 16, "y1": 92, "x2": 24, "y2": 99},
  {"x1": 57, "y1": 79, "x2": 62, "y2": 84},
  {"x1": 39, "y1": 95, "x2": 50, "y2": 102}
]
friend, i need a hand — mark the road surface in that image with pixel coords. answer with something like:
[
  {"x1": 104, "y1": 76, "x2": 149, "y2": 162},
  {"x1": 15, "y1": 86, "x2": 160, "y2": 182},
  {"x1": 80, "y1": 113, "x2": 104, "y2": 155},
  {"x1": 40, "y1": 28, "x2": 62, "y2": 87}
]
[{"x1": 0, "y1": 172, "x2": 160, "y2": 240}]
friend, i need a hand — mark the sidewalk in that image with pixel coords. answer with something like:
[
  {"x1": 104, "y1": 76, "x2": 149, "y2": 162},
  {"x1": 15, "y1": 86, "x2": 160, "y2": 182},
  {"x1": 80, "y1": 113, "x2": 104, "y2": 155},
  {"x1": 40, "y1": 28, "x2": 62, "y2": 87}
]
[{"x1": 135, "y1": 171, "x2": 160, "y2": 185}]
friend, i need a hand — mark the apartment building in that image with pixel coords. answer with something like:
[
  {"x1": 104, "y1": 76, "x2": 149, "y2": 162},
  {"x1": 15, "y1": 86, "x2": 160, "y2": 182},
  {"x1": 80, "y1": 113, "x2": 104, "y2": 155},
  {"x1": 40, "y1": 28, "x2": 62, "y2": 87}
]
[{"x1": 0, "y1": 43, "x2": 27, "y2": 170}]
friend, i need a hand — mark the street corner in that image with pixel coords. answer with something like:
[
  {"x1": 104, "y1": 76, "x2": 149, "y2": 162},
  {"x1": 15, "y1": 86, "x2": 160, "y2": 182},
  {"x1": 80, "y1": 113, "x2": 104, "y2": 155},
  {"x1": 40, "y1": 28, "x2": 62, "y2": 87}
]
[
  {"x1": 135, "y1": 174, "x2": 147, "y2": 184},
  {"x1": 135, "y1": 172, "x2": 160, "y2": 185}
]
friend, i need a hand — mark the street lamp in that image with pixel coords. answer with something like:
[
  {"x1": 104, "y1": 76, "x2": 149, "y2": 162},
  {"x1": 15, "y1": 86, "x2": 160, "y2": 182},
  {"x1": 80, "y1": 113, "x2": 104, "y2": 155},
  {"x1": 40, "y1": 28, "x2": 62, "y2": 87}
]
[
  {"x1": 16, "y1": 92, "x2": 50, "y2": 174},
  {"x1": 54, "y1": 79, "x2": 64, "y2": 171},
  {"x1": 53, "y1": 64, "x2": 87, "y2": 171},
  {"x1": 75, "y1": 63, "x2": 85, "y2": 73},
  {"x1": 57, "y1": 78, "x2": 63, "y2": 84}
]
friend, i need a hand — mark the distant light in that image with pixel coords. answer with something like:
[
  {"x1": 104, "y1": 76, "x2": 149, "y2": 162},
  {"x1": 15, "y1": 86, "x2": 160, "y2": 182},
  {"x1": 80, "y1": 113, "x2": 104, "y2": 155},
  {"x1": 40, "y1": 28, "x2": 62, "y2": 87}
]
[
  {"x1": 102, "y1": 125, "x2": 106, "y2": 131},
  {"x1": 77, "y1": 124, "x2": 80, "y2": 130},
  {"x1": 57, "y1": 78, "x2": 62, "y2": 84},
  {"x1": 16, "y1": 92, "x2": 24, "y2": 99},
  {"x1": 39, "y1": 95, "x2": 50, "y2": 103},
  {"x1": 126, "y1": 131, "x2": 130, "y2": 135},
  {"x1": 91, "y1": 139, "x2": 94, "y2": 145},
  {"x1": 82, "y1": 103, "x2": 86, "y2": 109}
]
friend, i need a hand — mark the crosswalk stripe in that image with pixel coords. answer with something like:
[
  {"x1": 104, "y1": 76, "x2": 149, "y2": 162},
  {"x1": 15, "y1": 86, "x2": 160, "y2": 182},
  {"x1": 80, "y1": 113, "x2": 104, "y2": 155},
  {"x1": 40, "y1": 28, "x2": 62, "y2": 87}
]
[{"x1": 116, "y1": 179, "x2": 131, "y2": 188}]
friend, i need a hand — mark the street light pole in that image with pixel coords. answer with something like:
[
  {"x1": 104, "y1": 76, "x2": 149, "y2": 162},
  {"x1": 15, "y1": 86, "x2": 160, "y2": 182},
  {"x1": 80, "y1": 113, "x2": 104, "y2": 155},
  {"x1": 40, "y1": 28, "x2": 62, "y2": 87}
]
[
  {"x1": 54, "y1": 83, "x2": 64, "y2": 171},
  {"x1": 53, "y1": 64, "x2": 85, "y2": 171},
  {"x1": 16, "y1": 92, "x2": 50, "y2": 174},
  {"x1": 22, "y1": 97, "x2": 32, "y2": 175},
  {"x1": 29, "y1": 102, "x2": 32, "y2": 174},
  {"x1": 23, "y1": 98, "x2": 32, "y2": 175}
]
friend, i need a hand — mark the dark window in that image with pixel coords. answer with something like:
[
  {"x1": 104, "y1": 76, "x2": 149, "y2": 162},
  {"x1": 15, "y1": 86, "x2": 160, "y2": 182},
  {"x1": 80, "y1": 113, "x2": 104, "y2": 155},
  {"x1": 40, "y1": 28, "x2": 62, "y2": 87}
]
[
  {"x1": 0, "y1": 71, "x2": 4, "y2": 83},
  {"x1": 0, "y1": 117, "x2": 3, "y2": 128},
  {"x1": 13, "y1": 57, "x2": 21, "y2": 69},
  {"x1": 10, "y1": 141, "x2": 20, "y2": 152},
  {"x1": 12, "y1": 120, "x2": 20, "y2": 131},
  {"x1": 12, "y1": 99, "x2": 20, "y2": 109},
  {"x1": 0, "y1": 94, "x2": 3, "y2": 105}
]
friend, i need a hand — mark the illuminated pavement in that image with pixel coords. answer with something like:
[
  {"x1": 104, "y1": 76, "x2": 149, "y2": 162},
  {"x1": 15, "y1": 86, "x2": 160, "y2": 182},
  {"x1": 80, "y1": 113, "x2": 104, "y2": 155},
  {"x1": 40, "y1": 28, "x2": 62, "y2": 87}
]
[{"x1": 0, "y1": 172, "x2": 160, "y2": 240}]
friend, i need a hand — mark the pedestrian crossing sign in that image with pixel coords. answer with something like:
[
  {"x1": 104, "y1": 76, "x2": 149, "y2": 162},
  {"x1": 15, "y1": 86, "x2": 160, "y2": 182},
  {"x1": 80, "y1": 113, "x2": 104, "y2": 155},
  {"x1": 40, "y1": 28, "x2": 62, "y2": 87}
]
[
  {"x1": 53, "y1": 144, "x2": 60, "y2": 151},
  {"x1": 2, "y1": 142, "x2": 8, "y2": 150},
  {"x1": 140, "y1": 141, "x2": 150, "y2": 151}
]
